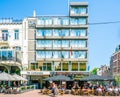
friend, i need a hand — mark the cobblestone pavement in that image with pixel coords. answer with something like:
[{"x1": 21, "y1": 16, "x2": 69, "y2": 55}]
[{"x1": 0, "y1": 90, "x2": 119, "y2": 97}]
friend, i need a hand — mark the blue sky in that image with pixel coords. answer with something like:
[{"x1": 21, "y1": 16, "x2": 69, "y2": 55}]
[{"x1": 0, "y1": 0, "x2": 120, "y2": 70}]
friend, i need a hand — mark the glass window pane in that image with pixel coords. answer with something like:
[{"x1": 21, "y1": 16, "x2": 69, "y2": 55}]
[
  {"x1": 38, "y1": 18, "x2": 44, "y2": 25},
  {"x1": 55, "y1": 62, "x2": 61, "y2": 71},
  {"x1": 53, "y1": 18, "x2": 61, "y2": 25},
  {"x1": 62, "y1": 18, "x2": 69, "y2": 25},
  {"x1": 62, "y1": 29, "x2": 69, "y2": 36},
  {"x1": 2, "y1": 51, "x2": 7, "y2": 60},
  {"x1": 47, "y1": 63, "x2": 52, "y2": 71},
  {"x1": 72, "y1": 63, "x2": 78, "y2": 71},
  {"x1": 78, "y1": 51, "x2": 87, "y2": 59},
  {"x1": 80, "y1": 63, "x2": 86, "y2": 71},
  {"x1": 53, "y1": 51, "x2": 61, "y2": 58},
  {"x1": 46, "y1": 51, "x2": 52, "y2": 58},
  {"x1": 62, "y1": 62, "x2": 68, "y2": 71},
  {"x1": 54, "y1": 40, "x2": 61, "y2": 47},
  {"x1": 62, "y1": 40, "x2": 69, "y2": 48},
  {"x1": 62, "y1": 51, "x2": 69, "y2": 58},
  {"x1": 53, "y1": 29, "x2": 61, "y2": 36}
]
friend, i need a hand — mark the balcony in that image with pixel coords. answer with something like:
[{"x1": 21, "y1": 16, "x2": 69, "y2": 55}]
[
  {"x1": 70, "y1": 13, "x2": 88, "y2": 17},
  {"x1": 36, "y1": 58, "x2": 88, "y2": 62},
  {"x1": 36, "y1": 24, "x2": 88, "y2": 28},
  {"x1": 36, "y1": 36, "x2": 88, "y2": 40},
  {"x1": 36, "y1": 47, "x2": 88, "y2": 51}
]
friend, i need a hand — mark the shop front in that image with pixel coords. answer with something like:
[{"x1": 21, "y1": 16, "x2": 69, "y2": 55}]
[{"x1": 21, "y1": 71, "x2": 50, "y2": 89}]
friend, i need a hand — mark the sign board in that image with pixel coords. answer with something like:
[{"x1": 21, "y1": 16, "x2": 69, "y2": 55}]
[{"x1": 21, "y1": 71, "x2": 50, "y2": 75}]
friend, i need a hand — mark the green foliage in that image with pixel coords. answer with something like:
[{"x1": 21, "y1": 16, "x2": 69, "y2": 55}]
[
  {"x1": 90, "y1": 68, "x2": 99, "y2": 75},
  {"x1": 115, "y1": 74, "x2": 120, "y2": 85}
]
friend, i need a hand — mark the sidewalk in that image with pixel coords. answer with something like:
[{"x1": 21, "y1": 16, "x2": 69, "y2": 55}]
[{"x1": 0, "y1": 90, "x2": 119, "y2": 97}]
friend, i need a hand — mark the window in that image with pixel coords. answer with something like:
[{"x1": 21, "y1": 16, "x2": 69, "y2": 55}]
[
  {"x1": 14, "y1": 30, "x2": 19, "y2": 40},
  {"x1": 80, "y1": 63, "x2": 86, "y2": 71},
  {"x1": 54, "y1": 40, "x2": 61, "y2": 47},
  {"x1": 62, "y1": 29, "x2": 69, "y2": 36},
  {"x1": 62, "y1": 51, "x2": 69, "y2": 58},
  {"x1": 44, "y1": 30, "x2": 52, "y2": 36},
  {"x1": 53, "y1": 29, "x2": 61, "y2": 36},
  {"x1": 2, "y1": 30, "x2": 8, "y2": 41},
  {"x1": 38, "y1": 17, "x2": 44, "y2": 25},
  {"x1": 62, "y1": 18, "x2": 69, "y2": 25},
  {"x1": 44, "y1": 17, "x2": 52, "y2": 25},
  {"x1": 53, "y1": 18, "x2": 61, "y2": 25},
  {"x1": 72, "y1": 63, "x2": 78, "y2": 71},
  {"x1": 62, "y1": 40, "x2": 69, "y2": 47},
  {"x1": 78, "y1": 51, "x2": 87, "y2": 59},
  {"x1": 53, "y1": 51, "x2": 61, "y2": 58},
  {"x1": 37, "y1": 51, "x2": 45, "y2": 58},
  {"x1": 46, "y1": 51, "x2": 52, "y2": 58},
  {"x1": 62, "y1": 62, "x2": 68, "y2": 71}
]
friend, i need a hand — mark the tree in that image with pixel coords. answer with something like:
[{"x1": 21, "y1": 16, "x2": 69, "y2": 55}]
[
  {"x1": 115, "y1": 74, "x2": 120, "y2": 85},
  {"x1": 90, "y1": 68, "x2": 99, "y2": 75}
]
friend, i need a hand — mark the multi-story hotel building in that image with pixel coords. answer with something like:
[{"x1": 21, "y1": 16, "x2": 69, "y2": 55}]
[
  {"x1": 0, "y1": 2, "x2": 89, "y2": 88},
  {"x1": 21, "y1": 2, "x2": 89, "y2": 87},
  {"x1": 110, "y1": 45, "x2": 120, "y2": 76}
]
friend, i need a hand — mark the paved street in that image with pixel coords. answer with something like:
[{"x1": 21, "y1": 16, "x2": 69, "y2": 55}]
[{"x1": 0, "y1": 90, "x2": 120, "y2": 97}]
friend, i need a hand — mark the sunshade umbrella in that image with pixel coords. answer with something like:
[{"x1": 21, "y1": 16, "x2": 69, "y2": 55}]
[
  {"x1": 80, "y1": 75, "x2": 114, "y2": 81},
  {"x1": 12, "y1": 74, "x2": 27, "y2": 81},
  {"x1": 44, "y1": 75, "x2": 72, "y2": 81},
  {"x1": 0, "y1": 72, "x2": 16, "y2": 81}
]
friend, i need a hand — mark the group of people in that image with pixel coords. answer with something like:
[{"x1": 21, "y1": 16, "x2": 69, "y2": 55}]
[{"x1": 41, "y1": 81, "x2": 120, "y2": 96}]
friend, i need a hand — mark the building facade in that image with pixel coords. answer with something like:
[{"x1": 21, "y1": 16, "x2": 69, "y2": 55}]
[
  {"x1": 21, "y1": 2, "x2": 89, "y2": 87},
  {"x1": 110, "y1": 45, "x2": 120, "y2": 76},
  {"x1": 97, "y1": 65, "x2": 111, "y2": 77},
  {"x1": 0, "y1": 2, "x2": 89, "y2": 88},
  {"x1": 0, "y1": 18, "x2": 23, "y2": 74}
]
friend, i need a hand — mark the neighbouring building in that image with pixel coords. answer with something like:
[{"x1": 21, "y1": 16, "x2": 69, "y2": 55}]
[
  {"x1": 0, "y1": 18, "x2": 23, "y2": 74},
  {"x1": 97, "y1": 65, "x2": 111, "y2": 77},
  {"x1": 0, "y1": 2, "x2": 89, "y2": 88},
  {"x1": 110, "y1": 45, "x2": 120, "y2": 76}
]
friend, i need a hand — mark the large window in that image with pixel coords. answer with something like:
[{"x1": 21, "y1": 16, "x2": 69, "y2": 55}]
[
  {"x1": 53, "y1": 51, "x2": 61, "y2": 58},
  {"x1": 72, "y1": 63, "x2": 78, "y2": 71},
  {"x1": 38, "y1": 17, "x2": 44, "y2": 25},
  {"x1": 62, "y1": 51, "x2": 69, "y2": 58},
  {"x1": 53, "y1": 40, "x2": 61, "y2": 47},
  {"x1": 78, "y1": 51, "x2": 87, "y2": 59},
  {"x1": 44, "y1": 30, "x2": 52, "y2": 36},
  {"x1": 46, "y1": 51, "x2": 52, "y2": 58},
  {"x1": 55, "y1": 62, "x2": 61, "y2": 71},
  {"x1": 79, "y1": 63, "x2": 86, "y2": 71},
  {"x1": 36, "y1": 40, "x2": 52, "y2": 48},
  {"x1": 36, "y1": 30, "x2": 44, "y2": 36},
  {"x1": 62, "y1": 40, "x2": 69, "y2": 47},
  {"x1": 53, "y1": 29, "x2": 61, "y2": 36},
  {"x1": 2, "y1": 30, "x2": 8, "y2": 41},
  {"x1": 44, "y1": 17, "x2": 52, "y2": 25},
  {"x1": 70, "y1": 18, "x2": 87, "y2": 25},
  {"x1": 62, "y1": 29, "x2": 69, "y2": 36},
  {"x1": 71, "y1": 7, "x2": 87, "y2": 14},
  {"x1": 37, "y1": 51, "x2": 45, "y2": 58},
  {"x1": 53, "y1": 18, "x2": 61, "y2": 25},
  {"x1": 14, "y1": 30, "x2": 19, "y2": 40},
  {"x1": 71, "y1": 29, "x2": 87, "y2": 36},
  {"x1": 62, "y1": 18, "x2": 69, "y2": 25},
  {"x1": 0, "y1": 50, "x2": 14, "y2": 60},
  {"x1": 62, "y1": 62, "x2": 68, "y2": 71}
]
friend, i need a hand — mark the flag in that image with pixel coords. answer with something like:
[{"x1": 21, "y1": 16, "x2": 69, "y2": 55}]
[{"x1": 70, "y1": 46, "x2": 73, "y2": 58}]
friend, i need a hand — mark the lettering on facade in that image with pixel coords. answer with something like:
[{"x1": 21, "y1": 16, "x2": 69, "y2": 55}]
[{"x1": 27, "y1": 71, "x2": 43, "y2": 75}]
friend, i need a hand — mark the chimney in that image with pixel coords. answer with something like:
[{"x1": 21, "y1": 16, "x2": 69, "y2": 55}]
[{"x1": 33, "y1": 10, "x2": 36, "y2": 17}]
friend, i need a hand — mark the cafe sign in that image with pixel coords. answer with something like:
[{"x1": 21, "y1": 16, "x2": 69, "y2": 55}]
[{"x1": 21, "y1": 71, "x2": 50, "y2": 75}]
